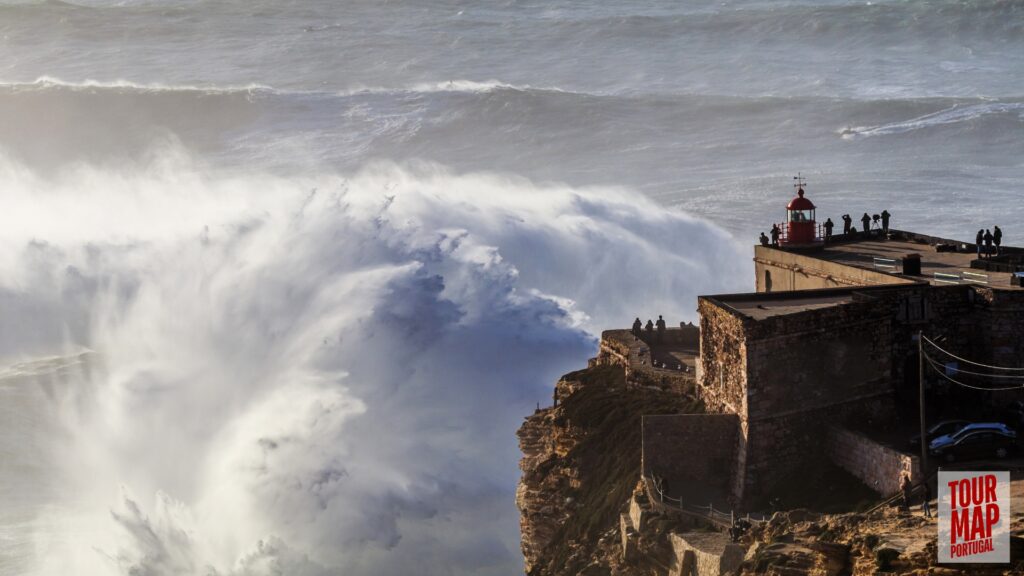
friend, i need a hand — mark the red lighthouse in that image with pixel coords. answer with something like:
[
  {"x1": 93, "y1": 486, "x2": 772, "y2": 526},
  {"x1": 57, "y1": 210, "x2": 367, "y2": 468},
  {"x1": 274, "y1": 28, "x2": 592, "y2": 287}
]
[{"x1": 783, "y1": 175, "x2": 819, "y2": 246}]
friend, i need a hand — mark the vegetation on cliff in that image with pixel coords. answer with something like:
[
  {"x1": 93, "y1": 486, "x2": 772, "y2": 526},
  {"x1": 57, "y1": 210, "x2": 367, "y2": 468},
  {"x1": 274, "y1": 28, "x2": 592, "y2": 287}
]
[{"x1": 518, "y1": 363, "x2": 702, "y2": 575}]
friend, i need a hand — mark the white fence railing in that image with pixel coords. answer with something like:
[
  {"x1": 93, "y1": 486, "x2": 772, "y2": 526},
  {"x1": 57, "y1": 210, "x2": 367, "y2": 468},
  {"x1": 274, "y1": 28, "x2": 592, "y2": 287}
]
[
  {"x1": 643, "y1": 475, "x2": 768, "y2": 528},
  {"x1": 932, "y1": 271, "x2": 990, "y2": 285},
  {"x1": 873, "y1": 257, "x2": 898, "y2": 271}
]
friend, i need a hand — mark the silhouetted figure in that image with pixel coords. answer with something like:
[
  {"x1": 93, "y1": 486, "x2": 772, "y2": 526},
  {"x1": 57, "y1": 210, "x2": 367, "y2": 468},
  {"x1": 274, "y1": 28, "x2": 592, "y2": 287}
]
[
  {"x1": 985, "y1": 229, "x2": 994, "y2": 257},
  {"x1": 759, "y1": 232, "x2": 769, "y2": 246},
  {"x1": 823, "y1": 218, "x2": 834, "y2": 242},
  {"x1": 994, "y1": 225, "x2": 1003, "y2": 256},
  {"x1": 729, "y1": 518, "x2": 752, "y2": 542},
  {"x1": 644, "y1": 319, "x2": 654, "y2": 340},
  {"x1": 872, "y1": 214, "x2": 881, "y2": 231},
  {"x1": 842, "y1": 214, "x2": 852, "y2": 235},
  {"x1": 655, "y1": 315, "x2": 666, "y2": 342},
  {"x1": 632, "y1": 317, "x2": 642, "y2": 338},
  {"x1": 770, "y1": 224, "x2": 780, "y2": 247},
  {"x1": 976, "y1": 229, "x2": 984, "y2": 257},
  {"x1": 900, "y1": 473, "x2": 912, "y2": 512},
  {"x1": 861, "y1": 213, "x2": 871, "y2": 234},
  {"x1": 921, "y1": 482, "x2": 932, "y2": 519},
  {"x1": 881, "y1": 210, "x2": 891, "y2": 234}
]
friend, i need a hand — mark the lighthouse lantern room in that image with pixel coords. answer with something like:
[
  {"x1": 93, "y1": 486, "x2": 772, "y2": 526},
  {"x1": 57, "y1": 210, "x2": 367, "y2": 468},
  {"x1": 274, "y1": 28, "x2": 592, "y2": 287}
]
[{"x1": 784, "y1": 174, "x2": 818, "y2": 245}]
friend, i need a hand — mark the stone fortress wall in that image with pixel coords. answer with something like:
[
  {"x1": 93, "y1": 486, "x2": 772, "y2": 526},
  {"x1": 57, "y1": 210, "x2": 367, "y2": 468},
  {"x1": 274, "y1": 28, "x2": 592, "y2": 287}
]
[
  {"x1": 827, "y1": 426, "x2": 922, "y2": 497},
  {"x1": 690, "y1": 232, "x2": 1024, "y2": 508}
]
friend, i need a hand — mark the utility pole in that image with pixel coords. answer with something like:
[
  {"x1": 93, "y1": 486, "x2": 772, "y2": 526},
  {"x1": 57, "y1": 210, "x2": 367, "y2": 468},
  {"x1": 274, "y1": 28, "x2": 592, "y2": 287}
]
[{"x1": 919, "y1": 330, "x2": 929, "y2": 478}]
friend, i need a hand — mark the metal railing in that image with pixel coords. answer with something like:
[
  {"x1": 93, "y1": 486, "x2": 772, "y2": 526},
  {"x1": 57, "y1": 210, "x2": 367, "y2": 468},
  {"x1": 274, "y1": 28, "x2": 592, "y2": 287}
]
[
  {"x1": 865, "y1": 473, "x2": 937, "y2": 515},
  {"x1": 771, "y1": 223, "x2": 826, "y2": 245},
  {"x1": 961, "y1": 271, "x2": 990, "y2": 285},
  {"x1": 865, "y1": 483, "x2": 924, "y2": 514},
  {"x1": 932, "y1": 271, "x2": 990, "y2": 285},
  {"x1": 872, "y1": 257, "x2": 898, "y2": 271},
  {"x1": 643, "y1": 475, "x2": 767, "y2": 528}
]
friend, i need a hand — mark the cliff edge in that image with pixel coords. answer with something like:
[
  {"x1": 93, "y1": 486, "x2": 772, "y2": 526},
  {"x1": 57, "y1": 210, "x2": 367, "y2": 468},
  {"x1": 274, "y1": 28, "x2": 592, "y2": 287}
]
[{"x1": 517, "y1": 363, "x2": 701, "y2": 575}]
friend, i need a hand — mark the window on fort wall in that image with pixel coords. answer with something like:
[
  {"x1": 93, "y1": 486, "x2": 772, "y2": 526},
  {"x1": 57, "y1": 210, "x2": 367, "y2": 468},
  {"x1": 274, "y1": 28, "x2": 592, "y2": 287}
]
[{"x1": 901, "y1": 294, "x2": 926, "y2": 323}]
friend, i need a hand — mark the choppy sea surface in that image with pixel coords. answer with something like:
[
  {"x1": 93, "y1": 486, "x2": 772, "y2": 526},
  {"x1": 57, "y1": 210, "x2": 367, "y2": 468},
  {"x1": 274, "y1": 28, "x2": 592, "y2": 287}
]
[{"x1": 0, "y1": 1, "x2": 1021, "y2": 574}]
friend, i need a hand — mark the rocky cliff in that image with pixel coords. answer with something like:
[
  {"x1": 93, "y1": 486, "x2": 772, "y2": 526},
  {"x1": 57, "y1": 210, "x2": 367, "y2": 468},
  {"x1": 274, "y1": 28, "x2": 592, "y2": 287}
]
[
  {"x1": 516, "y1": 363, "x2": 700, "y2": 575},
  {"x1": 515, "y1": 360, "x2": 1024, "y2": 576}
]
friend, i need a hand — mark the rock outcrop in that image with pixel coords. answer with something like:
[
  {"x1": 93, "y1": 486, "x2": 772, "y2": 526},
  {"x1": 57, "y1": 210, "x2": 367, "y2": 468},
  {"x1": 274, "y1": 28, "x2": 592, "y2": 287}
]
[{"x1": 517, "y1": 364, "x2": 700, "y2": 575}]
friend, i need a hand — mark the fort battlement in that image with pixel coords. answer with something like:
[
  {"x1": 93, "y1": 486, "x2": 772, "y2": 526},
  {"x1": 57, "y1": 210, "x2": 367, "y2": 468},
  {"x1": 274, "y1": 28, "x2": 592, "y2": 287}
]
[{"x1": 631, "y1": 226, "x2": 1024, "y2": 510}]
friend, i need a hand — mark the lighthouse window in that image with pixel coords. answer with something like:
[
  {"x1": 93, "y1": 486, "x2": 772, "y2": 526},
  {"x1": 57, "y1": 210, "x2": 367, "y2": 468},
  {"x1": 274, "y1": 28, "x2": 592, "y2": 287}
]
[{"x1": 788, "y1": 209, "x2": 814, "y2": 223}]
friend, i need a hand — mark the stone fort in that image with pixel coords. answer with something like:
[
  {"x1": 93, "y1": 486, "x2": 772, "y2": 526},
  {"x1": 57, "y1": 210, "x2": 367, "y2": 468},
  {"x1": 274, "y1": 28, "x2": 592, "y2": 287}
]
[{"x1": 598, "y1": 185, "x2": 1024, "y2": 511}]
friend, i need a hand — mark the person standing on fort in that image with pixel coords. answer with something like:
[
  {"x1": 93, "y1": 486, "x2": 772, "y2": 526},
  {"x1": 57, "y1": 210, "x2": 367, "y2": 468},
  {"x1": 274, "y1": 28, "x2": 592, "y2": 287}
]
[
  {"x1": 759, "y1": 232, "x2": 769, "y2": 246},
  {"x1": 881, "y1": 210, "x2": 891, "y2": 234},
  {"x1": 994, "y1": 225, "x2": 1003, "y2": 256},
  {"x1": 823, "y1": 218, "x2": 834, "y2": 242},
  {"x1": 632, "y1": 317, "x2": 642, "y2": 338},
  {"x1": 861, "y1": 213, "x2": 871, "y2": 234},
  {"x1": 644, "y1": 319, "x2": 654, "y2": 341},
  {"x1": 842, "y1": 214, "x2": 852, "y2": 235},
  {"x1": 770, "y1": 224, "x2": 780, "y2": 247},
  {"x1": 656, "y1": 315, "x2": 666, "y2": 343},
  {"x1": 976, "y1": 229, "x2": 985, "y2": 258},
  {"x1": 984, "y1": 229, "x2": 994, "y2": 257}
]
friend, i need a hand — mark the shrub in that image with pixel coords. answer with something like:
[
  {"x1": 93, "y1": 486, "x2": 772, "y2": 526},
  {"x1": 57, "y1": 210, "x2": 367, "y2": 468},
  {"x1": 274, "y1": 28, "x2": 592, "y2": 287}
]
[{"x1": 875, "y1": 547, "x2": 899, "y2": 571}]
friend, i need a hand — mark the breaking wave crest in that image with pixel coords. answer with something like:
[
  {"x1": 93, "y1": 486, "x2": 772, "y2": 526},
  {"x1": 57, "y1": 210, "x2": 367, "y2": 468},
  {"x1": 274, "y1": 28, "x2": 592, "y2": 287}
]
[
  {"x1": 2, "y1": 76, "x2": 566, "y2": 98},
  {"x1": 0, "y1": 148, "x2": 748, "y2": 576},
  {"x1": 840, "y1": 101, "x2": 1024, "y2": 139}
]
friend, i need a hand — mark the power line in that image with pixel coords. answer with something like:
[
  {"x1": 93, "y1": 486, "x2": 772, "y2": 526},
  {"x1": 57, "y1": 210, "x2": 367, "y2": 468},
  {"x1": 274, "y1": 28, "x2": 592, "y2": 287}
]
[
  {"x1": 923, "y1": 351, "x2": 1024, "y2": 391},
  {"x1": 923, "y1": 354, "x2": 1024, "y2": 380},
  {"x1": 925, "y1": 354, "x2": 1024, "y2": 389},
  {"x1": 922, "y1": 334, "x2": 1024, "y2": 372}
]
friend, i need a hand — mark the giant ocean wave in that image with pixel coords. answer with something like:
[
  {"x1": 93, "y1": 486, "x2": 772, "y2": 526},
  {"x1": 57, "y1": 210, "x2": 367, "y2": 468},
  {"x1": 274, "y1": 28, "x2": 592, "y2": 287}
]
[{"x1": 0, "y1": 149, "x2": 748, "y2": 575}]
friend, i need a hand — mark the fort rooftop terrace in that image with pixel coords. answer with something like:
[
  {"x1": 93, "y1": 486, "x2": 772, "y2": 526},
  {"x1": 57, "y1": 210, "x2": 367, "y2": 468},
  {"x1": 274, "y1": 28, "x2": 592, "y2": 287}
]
[
  {"x1": 752, "y1": 229, "x2": 1024, "y2": 296},
  {"x1": 814, "y1": 234, "x2": 1022, "y2": 290}
]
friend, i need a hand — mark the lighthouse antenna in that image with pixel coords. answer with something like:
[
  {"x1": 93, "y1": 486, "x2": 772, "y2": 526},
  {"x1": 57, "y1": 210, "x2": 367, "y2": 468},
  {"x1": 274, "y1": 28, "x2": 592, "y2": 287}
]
[{"x1": 792, "y1": 172, "x2": 807, "y2": 189}]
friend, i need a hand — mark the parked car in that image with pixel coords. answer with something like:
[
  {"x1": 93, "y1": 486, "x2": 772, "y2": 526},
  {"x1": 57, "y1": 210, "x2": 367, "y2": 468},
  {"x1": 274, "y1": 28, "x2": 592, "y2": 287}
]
[
  {"x1": 909, "y1": 419, "x2": 971, "y2": 448},
  {"x1": 930, "y1": 422, "x2": 1016, "y2": 448},
  {"x1": 929, "y1": 423, "x2": 1018, "y2": 462}
]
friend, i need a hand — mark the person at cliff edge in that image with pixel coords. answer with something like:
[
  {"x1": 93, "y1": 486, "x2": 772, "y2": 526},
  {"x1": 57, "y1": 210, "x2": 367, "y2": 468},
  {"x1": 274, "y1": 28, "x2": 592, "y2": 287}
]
[
  {"x1": 656, "y1": 315, "x2": 666, "y2": 343},
  {"x1": 823, "y1": 218, "x2": 834, "y2": 242},
  {"x1": 645, "y1": 319, "x2": 654, "y2": 340},
  {"x1": 861, "y1": 213, "x2": 871, "y2": 234},
  {"x1": 632, "y1": 317, "x2": 642, "y2": 338},
  {"x1": 976, "y1": 229, "x2": 985, "y2": 258}
]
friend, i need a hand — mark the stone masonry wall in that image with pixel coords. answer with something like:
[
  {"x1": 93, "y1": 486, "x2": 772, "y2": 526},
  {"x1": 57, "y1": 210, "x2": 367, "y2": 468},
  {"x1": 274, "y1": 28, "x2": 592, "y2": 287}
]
[
  {"x1": 741, "y1": 397, "x2": 896, "y2": 507},
  {"x1": 827, "y1": 426, "x2": 921, "y2": 496},
  {"x1": 696, "y1": 299, "x2": 748, "y2": 416},
  {"x1": 972, "y1": 288, "x2": 1024, "y2": 368},
  {"x1": 743, "y1": 296, "x2": 894, "y2": 420},
  {"x1": 753, "y1": 245, "x2": 916, "y2": 293},
  {"x1": 642, "y1": 414, "x2": 739, "y2": 504},
  {"x1": 668, "y1": 532, "x2": 745, "y2": 576},
  {"x1": 596, "y1": 328, "x2": 698, "y2": 396}
]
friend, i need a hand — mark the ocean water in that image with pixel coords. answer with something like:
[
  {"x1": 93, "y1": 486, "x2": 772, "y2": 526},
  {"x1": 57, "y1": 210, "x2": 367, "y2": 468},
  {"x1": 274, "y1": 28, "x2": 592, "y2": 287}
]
[{"x1": 0, "y1": 0, "x2": 1021, "y2": 574}]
